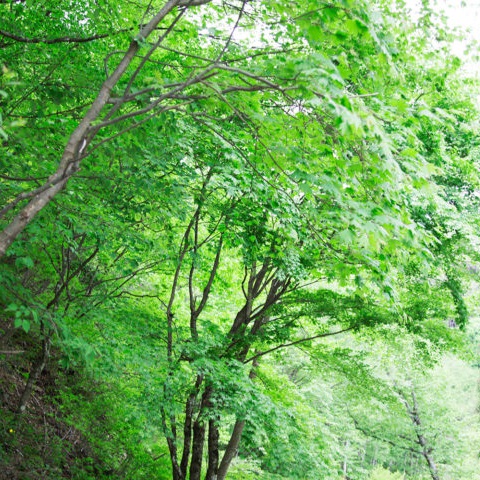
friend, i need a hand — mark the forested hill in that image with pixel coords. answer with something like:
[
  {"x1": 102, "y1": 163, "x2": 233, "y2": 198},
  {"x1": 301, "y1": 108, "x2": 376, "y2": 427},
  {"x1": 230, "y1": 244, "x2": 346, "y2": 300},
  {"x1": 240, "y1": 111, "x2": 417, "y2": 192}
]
[{"x1": 1, "y1": 0, "x2": 480, "y2": 479}]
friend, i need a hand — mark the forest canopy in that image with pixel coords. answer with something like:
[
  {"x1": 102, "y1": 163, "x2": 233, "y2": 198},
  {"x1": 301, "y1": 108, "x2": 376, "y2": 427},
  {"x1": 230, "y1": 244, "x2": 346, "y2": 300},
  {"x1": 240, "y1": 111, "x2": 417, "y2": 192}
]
[{"x1": 1, "y1": 0, "x2": 480, "y2": 479}]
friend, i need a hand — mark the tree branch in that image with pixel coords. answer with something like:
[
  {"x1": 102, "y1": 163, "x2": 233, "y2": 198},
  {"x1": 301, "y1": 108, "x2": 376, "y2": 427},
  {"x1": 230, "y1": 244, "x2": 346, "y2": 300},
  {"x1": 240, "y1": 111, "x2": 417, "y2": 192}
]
[
  {"x1": 351, "y1": 415, "x2": 422, "y2": 455},
  {"x1": 0, "y1": 29, "x2": 121, "y2": 45},
  {"x1": 178, "y1": 0, "x2": 213, "y2": 6},
  {"x1": 0, "y1": 0, "x2": 201, "y2": 259},
  {"x1": 244, "y1": 326, "x2": 355, "y2": 363}
]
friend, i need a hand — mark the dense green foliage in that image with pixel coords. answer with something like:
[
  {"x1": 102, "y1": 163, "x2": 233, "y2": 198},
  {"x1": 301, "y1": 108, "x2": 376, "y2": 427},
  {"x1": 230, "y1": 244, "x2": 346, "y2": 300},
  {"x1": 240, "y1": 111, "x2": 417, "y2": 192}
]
[{"x1": 1, "y1": 0, "x2": 480, "y2": 478}]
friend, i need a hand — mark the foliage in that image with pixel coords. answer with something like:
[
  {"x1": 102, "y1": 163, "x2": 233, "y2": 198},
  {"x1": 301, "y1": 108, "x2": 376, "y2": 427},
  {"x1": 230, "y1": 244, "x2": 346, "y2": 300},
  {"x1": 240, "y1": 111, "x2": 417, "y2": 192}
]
[
  {"x1": 369, "y1": 467, "x2": 405, "y2": 480},
  {"x1": 1, "y1": 0, "x2": 480, "y2": 479}
]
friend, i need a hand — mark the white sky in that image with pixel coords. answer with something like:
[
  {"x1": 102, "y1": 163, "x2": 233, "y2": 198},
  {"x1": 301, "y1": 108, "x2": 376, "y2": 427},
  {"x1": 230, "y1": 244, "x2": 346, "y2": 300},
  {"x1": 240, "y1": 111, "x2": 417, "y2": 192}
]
[
  {"x1": 441, "y1": 0, "x2": 480, "y2": 31},
  {"x1": 442, "y1": 0, "x2": 480, "y2": 57},
  {"x1": 405, "y1": 0, "x2": 480, "y2": 75}
]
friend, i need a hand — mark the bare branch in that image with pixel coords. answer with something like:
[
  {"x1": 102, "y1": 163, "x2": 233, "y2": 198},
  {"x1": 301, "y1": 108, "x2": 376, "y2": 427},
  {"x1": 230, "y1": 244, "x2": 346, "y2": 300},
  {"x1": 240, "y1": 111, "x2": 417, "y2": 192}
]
[
  {"x1": 195, "y1": 235, "x2": 224, "y2": 316},
  {"x1": 244, "y1": 326, "x2": 355, "y2": 363},
  {"x1": 351, "y1": 415, "x2": 423, "y2": 455},
  {"x1": 85, "y1": 99, "x2": 197, "y2": 157},
  {"x1": 159, "y1": 45, "x2": 215, "y2": 63},
  {"x1": 214, "y1": 0, "x2": 247, "y2": 62},
  {"x1": 0, "y1": 29, "x2": 118, "y2": 45},
  {"x1": 178, "y1": 0, "x2": 214, "y2": 6}
]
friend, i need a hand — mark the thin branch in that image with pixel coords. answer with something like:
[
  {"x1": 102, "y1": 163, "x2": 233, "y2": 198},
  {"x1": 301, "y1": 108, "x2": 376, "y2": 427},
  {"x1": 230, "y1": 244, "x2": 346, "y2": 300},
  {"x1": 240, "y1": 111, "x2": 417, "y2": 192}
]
[
  {"x1": 215, "y1": 64, "x2": 283, "y2": 90},
  {"x1": 188, "y1": 207, "x2": 200, "y2": 333},
  {"x1": 214, "y1": 0, "x2": 247, "y2": 62},
  {"x1": 244, "y1": 326, "x2": 355, "y2": 363},
  {"x1": 194, "y1": 235, "x2": 224, "y2": 317},
  {"x1": 85, "y1": 99, "x2": 197, "y2": 156},
  {"x1": 159, "y1": 45, "x2": 215, "y2": 63},
  {"x1": 6, "y1": 46, "x2": 74, "y2": 116},
  {"x1": 166, "y1": 211, "x2": 197, "y2": 357},
  {"x1": 351, "y1": 416, "x2": 422, "y2": 455},
  {"x1": 122, "y1": 5, "x2": 188, "y2": 101},
  {"x1": 117, "y1": 291, "x2": 168, "y2": 309},
  {"x1": 225, "y1": 46, "x2": 303, "y2": 64},
  {"x1": 0, "y1": 29, "x2": 120, "y2": 45},
  {"x1": 0, "y1": 174, "x2": 48, "y2": 182},
  {"x1": 0, "y1": 180, "x2": 61, "y2": 220},
  {"x1": 178, "y1": 0, "x2": 212, "y2": 6},
  {"x1": 348, "y1": 92, "x2": 379, "y2": 98},
  {"x1": 93, "y1": 68, "x2": 216, "y2": 129},
  {"x1": 45, "y1": 245, "x2": 100, "y2": 309},
  {"x1": 8, "y1": 102, "x2": 91, "y2": 119}
]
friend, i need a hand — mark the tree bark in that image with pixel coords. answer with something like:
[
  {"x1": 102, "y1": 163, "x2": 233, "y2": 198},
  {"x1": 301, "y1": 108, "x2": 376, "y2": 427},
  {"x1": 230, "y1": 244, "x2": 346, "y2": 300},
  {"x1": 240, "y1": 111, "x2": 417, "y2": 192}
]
[
  {"x1": 205, "y1": 419, "x2": 219, "y2": 480},
  {"x1": 189, "y1": 420, "x2": 206, "y2": 480},
  {"x1": 398, "y1": 387, "x2": 440, "y2": 480},
  {"x1": 217, "y1": 361, "x2": 258, "y2": 480},
  {"x1": 180, "y1": 375, "x2": 203, "y2": 478},
  {"x1": 180, "y1": 392, "x2": 195, "y2": 478},
  {"x1": 163, "y1": 411, "x2": 182, "y2": 480},
  {"x1": 217, "y1": 419, "x2": 245, "y2": 480},
  {"x1": 410, "y1": 395, "x2": 440, "y2": 480}
]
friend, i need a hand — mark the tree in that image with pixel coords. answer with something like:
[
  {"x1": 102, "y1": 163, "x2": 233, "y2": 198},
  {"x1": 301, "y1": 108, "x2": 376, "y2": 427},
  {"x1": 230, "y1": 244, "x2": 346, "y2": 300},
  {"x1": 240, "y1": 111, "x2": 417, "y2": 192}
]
[{"x1": 1, "y1": 0, "x2": 479, "y2": 478}]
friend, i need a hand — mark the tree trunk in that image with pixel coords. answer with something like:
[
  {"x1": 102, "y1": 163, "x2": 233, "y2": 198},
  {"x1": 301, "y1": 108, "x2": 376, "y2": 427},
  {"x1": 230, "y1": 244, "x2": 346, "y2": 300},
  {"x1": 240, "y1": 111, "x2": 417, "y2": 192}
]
[
  {"x1": 398, "y1": 387, "x2": 440, "y2": 480},
  {"x1": 180, "y1": 392, "x2": 196, "y2": 478},
  {"x1": 189, "y1": 420, "x2": 206, "y2": 480},
  {"x1": 205, "y1": 419, "x2": 219, "y2": 480},
  {"x1": 410, "y1": 392, "x2": 440, "y2": 480},
  {"x1": 165, "y1": 424, "x2": 182, "y2": 480},
  {"x1": 216, "y1": 360, "x2": 258, "y2": 480},
  {"x1": 17, "y1": 331, "x2": 51, "y2": 414},
  {"x1": 417, "y1": 433, "x2": 440, "y2": 480},
  {"x1": 217, "y1": 419, "x2": 245, "y2": 480}
]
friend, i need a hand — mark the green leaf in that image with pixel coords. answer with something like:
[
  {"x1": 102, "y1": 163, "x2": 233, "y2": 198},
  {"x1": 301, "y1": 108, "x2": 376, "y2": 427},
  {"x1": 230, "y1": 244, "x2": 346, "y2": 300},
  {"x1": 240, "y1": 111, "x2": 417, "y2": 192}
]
[{"x1": 337, "y1": 228, "x2": 355, "y2": 245}]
